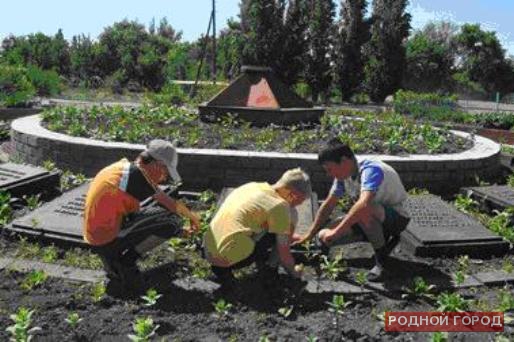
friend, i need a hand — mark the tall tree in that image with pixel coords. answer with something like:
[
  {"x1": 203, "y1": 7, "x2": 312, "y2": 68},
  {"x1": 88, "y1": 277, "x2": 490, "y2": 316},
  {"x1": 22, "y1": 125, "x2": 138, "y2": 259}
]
[
  {"x1": 276, "y1": 0, "x2": 309, "y2": 85},
  {"x1": 455, "y1": 24, "x2": 514, "y2": 95},
  {"x1": 364, "y1": 0, "x2": 410, "y2": 102},
  {"x1": 304, "y1": 0, "x2": 336, "y2": 102},
  {"x1": 333, "y1": 0, "x2": 368, "y2": 101},
  {"x1": 239, "y1": 0, "x2": 285, "y2": 69}
]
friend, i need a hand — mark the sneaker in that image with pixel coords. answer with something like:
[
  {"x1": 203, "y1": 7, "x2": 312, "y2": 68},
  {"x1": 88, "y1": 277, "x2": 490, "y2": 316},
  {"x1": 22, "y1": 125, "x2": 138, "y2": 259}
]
[{"x1": 367, "y1": 264, "x2": 384, "y2": 282}]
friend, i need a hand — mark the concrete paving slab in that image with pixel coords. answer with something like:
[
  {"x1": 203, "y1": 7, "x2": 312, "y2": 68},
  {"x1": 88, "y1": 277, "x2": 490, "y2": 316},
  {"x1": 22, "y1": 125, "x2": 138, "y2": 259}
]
[
  {"x1": 0, "y1": 163, "x2": 60, "y2": 198},
  {"x1": 473, "y1": 271, "x2": 514, "y2": 285},
  {"x1": 463, "y1": 185, "x2": 514, "y2": 211},
  {"x1": 173, "y1": 277, "x2": 220, "y2": 293},
  {"x1": 0, "y1": 257, "x2": 104, "y2": 282},
  {"x1": 8, "y1": 183, "x2": 176, "y2": 244},
  {"x1": 399, "y1": 195, "x2": 509, "y2": 257},
  {"x1": 305, "y1": 279, "x2": 371, "y2": 294}
]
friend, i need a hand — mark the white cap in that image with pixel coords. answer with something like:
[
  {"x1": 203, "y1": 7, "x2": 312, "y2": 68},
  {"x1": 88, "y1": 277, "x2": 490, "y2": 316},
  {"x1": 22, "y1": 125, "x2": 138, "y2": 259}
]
[{"x1": 146, "y1": 139, "x2": 181, "y2": 183}]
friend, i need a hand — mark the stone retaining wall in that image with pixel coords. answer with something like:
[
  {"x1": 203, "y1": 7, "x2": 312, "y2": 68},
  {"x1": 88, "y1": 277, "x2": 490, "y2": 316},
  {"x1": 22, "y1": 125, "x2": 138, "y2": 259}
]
[{"x1": 11, "y1": 115, "x2": 502, "y2": 196}]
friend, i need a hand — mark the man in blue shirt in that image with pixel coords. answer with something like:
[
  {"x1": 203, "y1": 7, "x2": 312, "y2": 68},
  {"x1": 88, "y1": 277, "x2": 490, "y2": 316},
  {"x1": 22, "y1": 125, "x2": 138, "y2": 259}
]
[{"x1": 293, "y1": 139, "x2": 410, "y2": 281}]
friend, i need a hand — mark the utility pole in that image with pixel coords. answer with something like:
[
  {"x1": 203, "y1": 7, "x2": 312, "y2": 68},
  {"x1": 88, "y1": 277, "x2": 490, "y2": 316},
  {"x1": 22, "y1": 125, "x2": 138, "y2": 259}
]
[
  {"x1": 191, "y1": 0, "x2": 217, "y2": 97},
  {"x1": 212, "y1": 0, "x2": 217, "y2": 84}
]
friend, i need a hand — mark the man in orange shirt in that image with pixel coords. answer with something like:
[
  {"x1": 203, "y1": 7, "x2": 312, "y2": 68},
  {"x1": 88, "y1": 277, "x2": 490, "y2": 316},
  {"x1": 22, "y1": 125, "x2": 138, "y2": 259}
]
[{"x1": 83, "y1": 139, "x2": 200, "y2": 292}]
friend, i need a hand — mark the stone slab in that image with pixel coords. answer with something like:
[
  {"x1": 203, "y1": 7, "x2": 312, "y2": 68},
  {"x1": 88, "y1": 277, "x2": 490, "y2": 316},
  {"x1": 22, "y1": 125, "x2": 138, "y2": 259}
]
[
  {"x1": 172, "y1": 277, "x2": 220, "y2": 293},
  {"x1": 399, "y1": 195, "x2": 509, "y2": 257},
  {"x1": 0, "y1": 257, "x2": 105, "y2": 283},
  {"x1": 305, "y1": 279, "x2": 371, "y2": 294},
  {"x1": 463, "y1": 185, "x2": 514, "y2": 211},
  {"x1": 217, "y1": 187, "x2": 318, "y2": 236},
  {"x1": 473, "y1": 271, "x2": 514, "y2": 286},
  {"x1": 0, "y1": 162, "x2": 60, "y2": 198},
  {"x1": 8, "y1": 183, "x2": 175, "y2": 244}
]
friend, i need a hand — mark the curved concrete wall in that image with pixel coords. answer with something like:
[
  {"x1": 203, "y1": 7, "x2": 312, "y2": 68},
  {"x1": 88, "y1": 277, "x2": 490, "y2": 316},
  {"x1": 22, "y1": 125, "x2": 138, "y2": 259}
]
[{"x1": 11, "y1": 115, "x2": 502, "y2": 196}]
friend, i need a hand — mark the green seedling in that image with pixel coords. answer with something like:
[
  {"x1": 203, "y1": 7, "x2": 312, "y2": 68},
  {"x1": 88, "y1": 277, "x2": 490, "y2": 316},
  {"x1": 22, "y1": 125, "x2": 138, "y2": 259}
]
[
  {"x1": 430, "y1": 331, "x2": 449, "y2": 342},
  {"x1": 199, "y1": 190, "x2": 216, "y2": 204},
  {"x1": 16, "y1": 237, "x2": 41, "y2": 259},
  {"x1": 41, "y1": 246, "x2": 58, "y2": 263},
  {"x1": 453, "y1": 270, "x2": 466, "y2": 285},
  {"x1": 320, "y1": 255, "x2": 346, "y2": 280},
  {"x1": 42, "y1": 160, "x2": 56, "y2": 171},
  {"x1": 278, "y1": 305, "x2": 294, "y2": 318},
  {"x1": 454, "y1": 194, "x2": 478, "y2": 214},
  {"x1": 213, "y1": 299, "x2": 232, "y2": 318},
  {"x1": 326, "y1": 295, "x2": 350, "y2": 328},
  {"x1": 306, "y1": 336, "x2": 319, "y2": 342},
  {"x1": 258, "y1": 336, "x2": 270, "y2": 342},
  {"x1": 355, "y1": 270, "x2": 367, "y2": 286},
  {"x1": 128, "y1": 316, "x2": 159, "y2": 342},
  {"x1": 487, "y1": 209, "x2": 514, "y2": 243},
  {"x1": 141, "y1": 288, "x2": 162, "y2": 307},
  {"x1": 30, "y1": 218, "x2": 39, "y2": 228},
  {"x1": 65, "y1": 312, "x2": 83, "y2": 329},
  {"x1": 401, "y1": 276, "x2": 436, "y2": 299},
  {"x1": 0, "y1": 190, "x2": 12, "y2": 226},
  {"x1": 91, "y1": 282, "x2": 106, "y2": 303},
  {"x1": 6, "y1": 307, "x2": 41, "y2": 342},
  {"x1": 457, "y1": 255, "x2": 470, "y2": 273},
  {"x1": 497, "y1": 287, "x2": 514, "y2": 312},
  {"x1": 507, "y1": 174, "x2": 514, "y2": 188},
  {"x1": 502, "y1": 258, "x2": 513, "y2": 273},
  {"x1": 407, "y1": 188, "x2": 430, "y2": 195},
  {"x1": 23, "y1": 194, "x2": 41, "y2": 211},
  {"x1": 436, "y1": 292, "x2": 469, "y2": 312},
  {"x1": 20, "y1": 270, "x2": 48, "y2": 291}
]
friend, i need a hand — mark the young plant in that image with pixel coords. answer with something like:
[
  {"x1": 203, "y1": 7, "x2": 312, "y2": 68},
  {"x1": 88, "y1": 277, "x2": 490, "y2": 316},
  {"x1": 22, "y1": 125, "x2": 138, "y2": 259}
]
[
  {"x1": 430, "y1": 332, "x2": 449, "y2": 342},
  {"x1": 0, "y1": 190, "x2": 12, "y2": 226},
  {"x1": 277, "y1": 305, "x2": 294, "y2": 319},
  {"x1": 199, "y1": 190, "x2": 216, "y2": 204},
  {"x1": 320, "y1": 255, "x2": 346, "y2": 280},
  {"x1": 436, "y1": 292, "x2": 469, "y2": 312},
  {"x1": 326, "y1": 295, "x2": 350, "y2": 328},
  {"x1": 128, "y1": 317, "x2": 159, "y2": 342},
  {"x1": 91, "y1": 282, "x2": 106, "y2": 303},
  {"x1": 23, "y1": 194, "x2": 41, "y2": 211},
  {"x1": 454, "y1": 194, "x2": 478, "y2": 214},
  {"x1": 497, "y1": 287, "x2": 514, "y2": 312},
  {"x1": 407, "y1": 188, "x2": 430, "y2": 196},
  {"x1": 6, "y1": 307, "x2": 41, "y2": 342},
  {"x1": 65, "y1": 312, "x2": 83, "y2": 329},
  {"x1": 401, "y1": 276, "x2": 436, "y2": 299},
  {"x1": 41, "y1": 245, "x2": 58, "y2": 263},
  {"x1": 355, "y1": 270, "x2": 367, "y2": 286},
  {"x1": 213, "y1": 298, "x2": 232, "y2": 318},
  {"x1": 20, "y1": 270, "x2": 48, "y2": 291},
  {"x1": 141, "y1": 288, "x2": 162, "y2": 307},
  {"x1": 502, "y1": 258, "x2": 513, "y2": 273}
]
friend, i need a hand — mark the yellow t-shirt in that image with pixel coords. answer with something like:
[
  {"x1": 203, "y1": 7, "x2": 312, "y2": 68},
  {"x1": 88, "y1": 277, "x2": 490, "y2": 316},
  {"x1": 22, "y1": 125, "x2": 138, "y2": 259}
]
[{"x1": 205, "y1": 182, "x2": 291, "y2": 265}]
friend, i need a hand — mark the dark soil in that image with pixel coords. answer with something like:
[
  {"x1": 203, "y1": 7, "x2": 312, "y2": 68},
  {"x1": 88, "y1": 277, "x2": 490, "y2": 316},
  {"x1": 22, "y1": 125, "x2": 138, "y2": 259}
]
[{"x1": 0, "y1": 183, "x2": 512, "y2": 341}]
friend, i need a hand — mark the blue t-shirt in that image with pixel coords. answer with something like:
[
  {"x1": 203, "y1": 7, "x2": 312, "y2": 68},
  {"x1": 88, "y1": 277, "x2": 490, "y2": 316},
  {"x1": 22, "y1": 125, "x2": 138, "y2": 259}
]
[{"x1": 330, "y1": 160, "x2": 384, "y2": 198}]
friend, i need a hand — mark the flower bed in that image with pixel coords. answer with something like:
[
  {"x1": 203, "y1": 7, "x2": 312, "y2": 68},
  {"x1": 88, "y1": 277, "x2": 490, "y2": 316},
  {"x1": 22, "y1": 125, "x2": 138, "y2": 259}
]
[{"x1": 40, "y1": 105, "x2": 472, "y2": 155}]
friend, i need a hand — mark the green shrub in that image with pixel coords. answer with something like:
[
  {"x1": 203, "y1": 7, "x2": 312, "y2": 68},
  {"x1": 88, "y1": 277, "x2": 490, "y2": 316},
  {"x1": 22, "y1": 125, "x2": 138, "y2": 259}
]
[
  {"x1": 191, "y1": 83, "x2": 225, "y2": 104},
  {"x1": 0, "y1": 64, "x2": 36, "y2": 107},
  {"x1": 473, "y1": 112, "x2": 514, "y2": 130},
  {"x1": 26, "y1": 65, "x2": 62, "y2": 96},
  {"x1": 144, "y1": 83, "x2": 187, "y2": 106}
]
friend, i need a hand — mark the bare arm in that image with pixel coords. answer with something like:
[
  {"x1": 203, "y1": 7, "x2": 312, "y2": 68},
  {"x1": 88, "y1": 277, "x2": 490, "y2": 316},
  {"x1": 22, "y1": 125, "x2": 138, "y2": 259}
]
[
  {"x1": 276, "y1": 235, "x2": 301, "y2": 278},
  {"x1": 322, "y1": 191, "x2": 376, "y2": 243},
  {"x1": 292, "y1": 195, "x2": 338, "y2": 245},
  {"x1": 153, "y1": 190, "x2": 200, "y2": 232}
]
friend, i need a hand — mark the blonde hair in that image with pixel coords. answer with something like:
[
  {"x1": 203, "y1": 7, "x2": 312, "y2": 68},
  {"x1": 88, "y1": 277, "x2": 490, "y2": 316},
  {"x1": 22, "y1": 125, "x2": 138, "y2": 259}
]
[{"x1": 275, "y1": 168, "x2": 312, "y2": 196}]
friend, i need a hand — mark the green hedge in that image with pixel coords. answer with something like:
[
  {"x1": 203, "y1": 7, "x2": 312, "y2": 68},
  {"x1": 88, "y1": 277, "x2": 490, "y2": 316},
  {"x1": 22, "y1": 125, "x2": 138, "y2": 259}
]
[{"x1": 0, "y1": 64, "x2": 36, "y2": 107}]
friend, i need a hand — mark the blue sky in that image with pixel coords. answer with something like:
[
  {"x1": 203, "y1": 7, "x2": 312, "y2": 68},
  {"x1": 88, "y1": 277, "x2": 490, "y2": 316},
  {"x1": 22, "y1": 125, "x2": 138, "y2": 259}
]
[{"x1": 1, "y1": 1, "x2": 513, "y2": 55}]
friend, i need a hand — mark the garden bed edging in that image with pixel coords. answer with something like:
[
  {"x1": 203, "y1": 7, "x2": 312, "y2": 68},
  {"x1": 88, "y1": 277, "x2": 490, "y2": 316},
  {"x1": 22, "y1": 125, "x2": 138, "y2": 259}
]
[{"x1": 11, "y1": 114, "x2": 501, "y2": 196}]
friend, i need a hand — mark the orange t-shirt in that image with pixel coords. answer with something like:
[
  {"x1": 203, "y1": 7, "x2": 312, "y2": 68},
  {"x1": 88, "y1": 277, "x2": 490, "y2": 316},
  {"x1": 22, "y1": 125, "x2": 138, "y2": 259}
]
[{"x1": 83, "y1": 159, "x2": 155, "y2": 246}]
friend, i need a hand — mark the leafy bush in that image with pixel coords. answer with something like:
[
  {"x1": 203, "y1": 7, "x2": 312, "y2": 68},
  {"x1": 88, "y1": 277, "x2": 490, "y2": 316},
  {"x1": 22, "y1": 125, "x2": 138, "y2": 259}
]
[
  {"x1": 0, "y1": 64, "x2": 36, "y2": 107},
  {"x1": 26, "y1": 65, "x2": 62, "y2": 96},
  {"x1": 144, "y1": 83, "x2": 188, "y2": 106},
  {"x1": 473, "y1": 111, "x2": 514, "y2": 130},
  {"x1": 392, "y1": 90, "x2": 473, "y2": 123}
]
